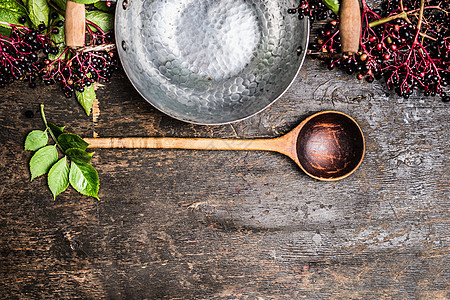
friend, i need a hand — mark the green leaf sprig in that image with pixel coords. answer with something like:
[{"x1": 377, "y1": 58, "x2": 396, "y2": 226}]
[{"x1": 25, "y1": 104, "x2": 99, "y2": 199}]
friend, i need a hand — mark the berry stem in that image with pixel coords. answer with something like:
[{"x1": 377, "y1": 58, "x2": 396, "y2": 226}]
[
  {"x1": 85, "y1": 20, "x2": 105, "y2": 35},
  {"x1": 368, "y1": 3, "x2": 447, "y2": 28},
  {"x1": 41, "y1": 104, "x2": 65, "y2": 152},
  {"x1": 77, "y1": 43, "x2": 116, "y2": 53},
  {"x1": 0, "y1": 21, "x2": 29, "y2": 30},
  {"x1": 413, "y1": 0, "x2": 425, "y2": 44},
  {"x1": 408, "y1": 5, "x2": 448, "y2": 14},
  {"x1": 369, "y1": 10, "x2": 409, "y2": 27}
]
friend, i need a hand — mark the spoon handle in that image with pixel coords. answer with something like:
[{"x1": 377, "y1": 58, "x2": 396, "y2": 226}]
[{"x1": 85, "y1": 137, "x2": 285, "y2": 153}]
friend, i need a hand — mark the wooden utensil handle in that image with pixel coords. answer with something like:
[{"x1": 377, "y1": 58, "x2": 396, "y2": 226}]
[
  {"x1": 339, "y1": 0, "x2": 361, "y2": 54},
  {"x1": 65, "y1": 0, "x2": 85, "y2": 48},
  {"x1": 85, "y1": 137, "x2": 283, "y2": 153}
]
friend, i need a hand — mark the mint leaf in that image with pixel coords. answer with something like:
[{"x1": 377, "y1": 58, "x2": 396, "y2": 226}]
[
  {"x1": 75, "y1": 83, "x2": 96, "y2": 115},
  {"x1": 47, "y1": 11, "x2": 65, "y2": 60},
  {"x1": 48, "y1": 122, "x2": 65, "y2": 139},
  {"x1": 86, "y1": 10, "x2": 113, "y2": 33},
  {"x1": 27, "y1": 0, "x2": 49, "y2": 28},
  {"x1": 27, "y1": 105, "x2": 100, "y2": 199},
  {"x1": 24, "y1": 130, "x2": 48, "y2": 151},
  {"x1": 94, "y1": 1, "x2": 115, "y2": 11},
  {"x1": 69, "y1": 161, "x2": 99, "y2": 199},
  {"x1": 70, "y1": 0, "x2": 99, "y2": 4},
  {"x1": 66, "y1": 148, "x2": 93, "y2": 164},
  {"x1": 48, "y1": 156, "x2": 69, "y2": 199},
  {"x1": 58, "y1": 133, "x2": 89, "y2": 151},
  {"x1": 30, "y1": 145, "x2": 58, "y2": 180}
]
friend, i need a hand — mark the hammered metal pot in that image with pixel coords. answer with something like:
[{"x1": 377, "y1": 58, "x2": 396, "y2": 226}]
[{"x1": 115, "y1": 0, "x2": 309, "y2": 125}]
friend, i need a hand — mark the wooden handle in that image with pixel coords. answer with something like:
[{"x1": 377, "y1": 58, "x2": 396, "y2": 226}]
[
  {"x1": 65, "y1": 0, "x2": 85, "y2": 48},
  {"x1": 339, "y1": 0, "x2": 361, "y2": 54},
  {"x1": 85, "y1": 137, "x2": 284, "y2": 153}
]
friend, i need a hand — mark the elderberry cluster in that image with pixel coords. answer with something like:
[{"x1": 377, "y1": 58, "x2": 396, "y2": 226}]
[
  {"x1": 0, "y1": 13, "x2": 119, "y2": 98},
  {"x1": 0, "y1": 24, "x2": 59, "y2": 88},
  {"x1": 308, "y1": 0, "x2": 449, "y2": 102},
  {"x1": 42, "y1": 51, "x2": 118, "y2": 98},
  {"x1": 288, "y1": 0, "x2": 335, "y2": 23}
]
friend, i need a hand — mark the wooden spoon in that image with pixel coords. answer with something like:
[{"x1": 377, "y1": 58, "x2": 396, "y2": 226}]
[{"x1": 85, "y1": 111, "x2": 365, "y2": 181}]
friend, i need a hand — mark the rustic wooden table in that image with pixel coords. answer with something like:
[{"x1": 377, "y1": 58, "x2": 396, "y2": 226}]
[{"x1": 1, "y1": 54, "x2": 449, "y2": 298}]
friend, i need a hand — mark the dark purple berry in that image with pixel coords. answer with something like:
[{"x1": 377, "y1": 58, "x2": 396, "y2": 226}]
[
  {"x1": 366, "y1": 76, "x2": 374, "y2": 83},
  {"x1": 24, "y1": 110, "x2": 34, "y2": 118}
]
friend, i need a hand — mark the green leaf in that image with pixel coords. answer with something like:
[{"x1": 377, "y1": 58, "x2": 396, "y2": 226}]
[
  {"x1": 75, "y1": 82, "x2": 96, "y2": 116},
  {"x1": 66, "y1": 148, "x2": 94, "y2": 164},
  {"x1": 86, "y1": 10, "x2": 113, "y2": 33},
  {"x1": 48, "y1": 122, "x2": 65, "y2": 139},
  {"x1": 0, "y1": 0, "x2": 28, "y2": 13},
  {"x1": 0, "y1": 26, "x2": 10, "y2": 36},
  {"x1": 29, "y1": 145, "x2": 58, "y2": 180},
  {"x1": 0, "y1": 0, "x2": 31, "y2": 35},
  {"x1": 70, "y1": 0, "x2": 99, "y2": 4},
  {"x1": 24, "y1": 130, "x2": 48, "y2": 151},
  {"x1": 27, "y1": 0, "x2": 49, "y2": 28},
  {"x1": 47, "y1": 11, "x2": 65, "y2": 61},
  {"x1": 58, "y1": 133, "x2": 90, "y2": 151},
  {"x1": 50, "y1": 0, "x2": 66, "y2": 11},
  {"x1": 69, "y1": 161, "x2": 99, "y2": 199},
  {"x1": 323, "y1": 0, "x2": 340, "y2": 16},
  {"x1": 94, "y1": 1, "x2": 115, "y2": 12},
  {"x1": 48, "y1": 156, "x2": 69, "y2": 199}
]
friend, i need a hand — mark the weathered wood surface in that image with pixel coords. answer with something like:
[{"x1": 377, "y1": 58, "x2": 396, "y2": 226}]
[{"x1": 0, "y1": 57, "x2": 449, "y2": 299}]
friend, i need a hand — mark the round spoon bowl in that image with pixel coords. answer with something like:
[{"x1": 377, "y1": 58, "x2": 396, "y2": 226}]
[{"x1": 295, "y1": 111, "x2": 365, "y2": 181}]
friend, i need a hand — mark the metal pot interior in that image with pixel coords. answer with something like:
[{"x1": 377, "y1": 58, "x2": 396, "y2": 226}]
[{"x1": 115, "y1": 0, "x2": 309, "y2": 125}]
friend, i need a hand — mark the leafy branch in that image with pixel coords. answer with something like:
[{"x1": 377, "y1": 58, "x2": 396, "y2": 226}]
[{"x1": 25, "y1": 104, "x2": 99, "y2": 199}]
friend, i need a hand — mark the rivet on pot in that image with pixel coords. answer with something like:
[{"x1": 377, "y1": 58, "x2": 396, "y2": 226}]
[
  {"x1": 122, "y1": 41, "x2": 127, "y2": 51},
  {"x1": 297, "y1": 46, "x2": 303, "y2": 56},
  {"x1": 122, "y1": 0, "x2": 128, "y2": 10}
]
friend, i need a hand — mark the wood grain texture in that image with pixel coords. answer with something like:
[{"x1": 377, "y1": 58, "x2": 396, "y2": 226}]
[{"x1": 0, "y1": 56, "x2": 449, "y2": 299}]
